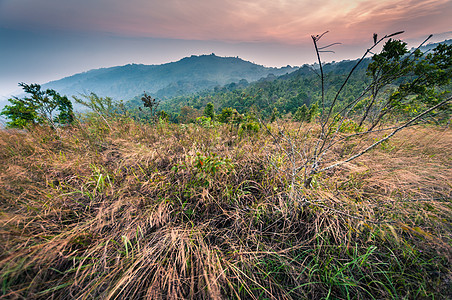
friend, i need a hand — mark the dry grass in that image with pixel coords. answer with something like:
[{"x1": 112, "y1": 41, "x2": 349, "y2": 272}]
[{"x1": 0, "y1": 118, "x2": 451, "y2": 299}]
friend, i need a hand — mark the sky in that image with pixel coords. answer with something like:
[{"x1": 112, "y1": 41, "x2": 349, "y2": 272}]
[{"x1": 0, "y1": 0, "x2": 451, "y2": 101}]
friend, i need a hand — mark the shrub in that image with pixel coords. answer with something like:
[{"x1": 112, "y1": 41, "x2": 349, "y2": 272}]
[
  {"x1": 203, "y1": 102, "x2": 215, "y2": 119},
  {"x1": 217, "y1": 107, "x2": 242, "y2": 124},
  {"x1": 293, "y1": 104, "x2": 308, "y2": 122}
]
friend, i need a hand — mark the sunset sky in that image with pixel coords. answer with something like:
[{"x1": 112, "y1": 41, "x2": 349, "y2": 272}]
[{"x1": 1, "y1": 0, "x2": 451, "y2": 100}]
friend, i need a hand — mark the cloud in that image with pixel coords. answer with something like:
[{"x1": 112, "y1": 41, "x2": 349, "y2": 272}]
[
  {"x1": 338, "y1": 0, "x2": 451, "y2": 40},
  {"x1": 0, "y1": 0, "x2": 450, "y2": 44}
]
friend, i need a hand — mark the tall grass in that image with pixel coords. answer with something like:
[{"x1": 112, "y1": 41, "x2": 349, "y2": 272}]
[{"x1": 0, "y1": 118, "x2": 451, "y2": 299}]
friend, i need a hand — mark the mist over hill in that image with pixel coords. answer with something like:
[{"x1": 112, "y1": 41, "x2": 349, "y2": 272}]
[
  {"x1": 42, "y1": 54, "x2": 297, "y2": 101},
  {"x1": 1, "y1": 38, "x2": 447, "y2": 117},
  {"x1": 415, "y1": 38, "x2": 452, "y2": 52},
  {"x1": 150, "y1": 39, "x2": 451, "y2": 121}
]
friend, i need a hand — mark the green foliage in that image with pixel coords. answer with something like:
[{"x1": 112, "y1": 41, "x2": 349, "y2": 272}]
[
  {"x1": 307, "y1": 102, "x2": 319, "y2": 122},
  {"x1": 367, "y1": 39, "x2": 409, "y2": 77},
  {"x1": 338, "y1": 119, "x2": 364, "y2": 133},
  {"x1": 203, "y1": 102, "x2": 215, "y2": 119},
  {"x1": 178, "y1": 106, "x2": 200, "y2": 123},
  {"x1": 294, "y1": 104, "x2": 308, "y2": 122},
  {"x1": 362, "y1": 40, "x2": 452, "y2": 127},
  {"x1": 158, "y1": 110, "x2": 169, "y2": 122},
  {"x1": 1, "y1": 83, "x2": 74, "y2": 128},
  {"x1": 238, "y1": 114, "x2": 260, "y2": 136},
  {"x1": 73, "y1": 93, "x2": 119, "y2": 118},
  {"x1": 1, "y1": 97, "x2": 37, "y2": 128},
  {"x1": 156, "y1": 59, "x2": 372, "y2": 123},
  {"x1": 238, "y1": 121, "x2": 260, "y2": 136},
  {"x1": 194, "y1": 152, "x2": 233, "y2": 177},
  {"x1": 172, "y1": 151, "x2": 234, "y2": 191},
  {"x1": 195, "y1": 116, "x2": 214, "y2": 128},
  {"x1": 217, "y1": 107, "x2": 243, "y2": 124},
  {"x1": 270, "y1": 107, "x2": 279, "y2": 122},
  {"x1": 73, "y1": 93, "x2": 128, "y2": 130}
]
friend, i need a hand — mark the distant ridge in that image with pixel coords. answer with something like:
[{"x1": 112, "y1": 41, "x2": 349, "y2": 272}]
[
  {"x1": 417, "y1": 39, "x2": 452, "y2": 52},
  {"x1": 43, "y1": 54, "x2": 297, "y2": 101},
  {"x1": 22, "y1": 39, "x2": 452, "y2": 103}
]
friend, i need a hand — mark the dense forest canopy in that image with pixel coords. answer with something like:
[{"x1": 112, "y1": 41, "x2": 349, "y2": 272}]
[
  {"x1": 126, "y1": 39, "x2": 451, "y2": 125},
  {"x1": 152, "y1": 59, "x2": 372, "y2": 121}
]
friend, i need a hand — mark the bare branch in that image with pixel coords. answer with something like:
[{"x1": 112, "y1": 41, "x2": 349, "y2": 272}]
[
  {"x1": 318, "y1": 43, "x2": 342, "y2": 50},
  {"x1": 312, "y1": 31, "x2": 329, "y2": 41},
  {"x1": 318, "y1": 96, "x2": 451, "y2": 173},
  {"x1": 387, "y1": 31, "x2": 405, "y2": 38}
]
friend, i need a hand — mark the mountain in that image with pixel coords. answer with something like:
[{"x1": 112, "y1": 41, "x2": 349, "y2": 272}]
[
  {"x1": 43, "y1": 54, "x2": 297, "y2": 101},
  {"x1": 417, "y1": 39, "x2": 452, "y2": 52},
  {"x1": 157, "y1": 59, "x2": 372, "y2": 119},
  {"x1": 155, "y1": 39, "x2": 451, "y2": 121}
]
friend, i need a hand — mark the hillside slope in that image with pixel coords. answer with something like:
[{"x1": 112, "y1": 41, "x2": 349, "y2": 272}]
[
  {"x1": 1, "y1": 120, "x2": 450, "y2": 299},
  {"x1": 43, "y1": 54, "x2": 297, "y2": 100}
]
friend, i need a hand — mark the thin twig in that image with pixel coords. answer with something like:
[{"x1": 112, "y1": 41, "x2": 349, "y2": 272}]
[{"x1": 318, "y1": 96, "x2": 451, "y2": 173}]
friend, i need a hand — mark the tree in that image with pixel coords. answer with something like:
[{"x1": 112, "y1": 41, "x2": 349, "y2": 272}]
[
  {"x1": 263, "y1": 32, "x2": 451, "y2": 198},
  {"x1": 158, "y1": 110, "x2": 170, "y2": 122},
  {"x1": 270, "y1": 107, "x2": 279, "y2": 122},
  {"x1": 1, "y1": 83, "x2": 74, "y2": 128},
  {"x1": 358, "y1": 38, "x2": 452, "y2": 129},
  {"x1": 178, "y1": 106, "x2": 201, "y2": 123},
  {"x1": 294, "y1": 104, "x2": 308, "y2": 122},
  {"x1": 217, "y1": 107, "x2": 242, "y2": 124},
  {"x1": 203, "y1": 102, "x2": 215, "y2": 119},
  {"x1": 139, "y1": 92, "x2": 160, "y2": 122},
  {"x1": 306, "y1": 102, "x2": 319, "y2": 122}
]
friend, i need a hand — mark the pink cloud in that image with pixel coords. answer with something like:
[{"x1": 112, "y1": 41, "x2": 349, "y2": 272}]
[{"x1": 1, "y1": 0, "x2": 450, "y2": 44}]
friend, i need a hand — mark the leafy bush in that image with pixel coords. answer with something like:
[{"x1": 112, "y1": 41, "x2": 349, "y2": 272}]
[
  {"x1": 238, "y1": 120, "x2": 260, "y2": 136},
  {"x1": 195, "y1": 116, "x2": 215, "y2": 127},
  {"x1": 293, "y1": 104, "x2": 308, "y2": 122},
  {"x1": 217, "y1": 107, "x2": 243, "y2": 124},
  {"x1": 338, "y1": 119, "x2": 364, "y2": 133}
]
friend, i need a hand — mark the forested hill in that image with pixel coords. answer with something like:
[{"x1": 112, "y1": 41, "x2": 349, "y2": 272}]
[
  {"x1": 153, "y1": 39, "x2": 452, "y2": 121},
  {"x1": 42, "y1": 54, "x2": 297, "y2": 101},
  {"x1": 156, "y1": 58, "x2": 372, "y2": 120}
]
